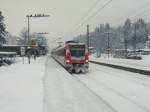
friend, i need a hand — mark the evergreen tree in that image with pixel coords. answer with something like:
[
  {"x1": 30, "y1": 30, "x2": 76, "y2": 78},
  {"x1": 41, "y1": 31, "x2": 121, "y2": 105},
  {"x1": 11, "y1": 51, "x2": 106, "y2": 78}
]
[
  {"x1": 73, "y1": 18, "x2": 150, "y2": 52},
  {"x1": 0, "y1": 11, "x2": 6, "y2": 46},
  {"x1": 19, "y1": 27, "x2": 28, "y2": 45},
  {"x1": 123, "y1": 19, "x2": 132, "y2": 37},
  {"x1": 123, "y1": 19, "x2": 132, "y2": 57},
  {"x1": 135, "y1": 19, "x2": 147, "y2": 44},
  {"x1": 99, "y1": 24, "x2": 105, "y2": 33}
]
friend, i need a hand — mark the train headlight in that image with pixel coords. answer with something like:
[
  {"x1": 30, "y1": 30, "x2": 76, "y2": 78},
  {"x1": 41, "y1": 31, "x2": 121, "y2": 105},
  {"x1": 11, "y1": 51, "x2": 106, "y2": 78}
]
[
  {"x1": 66, "y1": 59, "x2": 70, "y2": 63},
  {"x1": 85, "y1": 59, "x2": 89, "y2": 63}
]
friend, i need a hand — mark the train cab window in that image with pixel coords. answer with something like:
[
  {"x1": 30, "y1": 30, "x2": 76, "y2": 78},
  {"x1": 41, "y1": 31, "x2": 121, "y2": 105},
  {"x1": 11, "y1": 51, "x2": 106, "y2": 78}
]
[{"x1": 69, "y1": 45, "x2": 85, "y2": 57}]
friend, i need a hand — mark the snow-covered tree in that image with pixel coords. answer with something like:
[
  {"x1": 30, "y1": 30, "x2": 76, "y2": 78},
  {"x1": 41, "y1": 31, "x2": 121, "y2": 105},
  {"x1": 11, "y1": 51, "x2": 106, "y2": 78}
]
[
  {"x1": 0, "y1": 11, "x2": 6, "y2": 46},
  {"x1": 73, "y1": 18, "x2": 150, "y2": 52},
  {"x1": 5, "y1": 32, "x2": 17, "y2": 45},
  {"x1": 123, "y1": 19, "x2": 132, "y2": 57},
  {"x1": 18, "y1": 27, "x2": 28, "y2": 45}
]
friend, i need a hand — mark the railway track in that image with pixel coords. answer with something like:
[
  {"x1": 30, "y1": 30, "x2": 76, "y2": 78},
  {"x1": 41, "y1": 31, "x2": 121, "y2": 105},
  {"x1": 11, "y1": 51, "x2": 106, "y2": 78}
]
[
  {"x1": 73, "y1": 75, "x2": 118, "y2": 112},
  {"x1": 73, "y1": 64, "x2": 150, "y2": 112},
  {"x1": 73, "y1": 74, "x2": 150, "y2": 112},
  {"x1": 52, "y1": 57, "x2": 150, "y2": 112},
  {"x1": 90, "y1": 63, "x2": 150, "y2": 88},
  {"x1": 51, "y1": 57, "x2": 117, "y2": 112}
]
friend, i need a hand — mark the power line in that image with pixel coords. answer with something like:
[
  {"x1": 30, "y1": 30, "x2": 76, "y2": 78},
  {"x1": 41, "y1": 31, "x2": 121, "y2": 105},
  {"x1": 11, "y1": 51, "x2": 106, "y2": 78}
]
[
  {"x1": 73, "y1": 0, "x2": 103, "y2": 27},
  {"x1": 112, "y1": 1, "x2": 150, "y2": 25},
  {"x1": 72, "y1": 0, "x2": 112, "y2": 35},
  {"x1": 130, "y1": 10, "x2": 150, "y2": 22},
  {"x1": 66, "y1": 0, "x2": 103, "y2": 37}
]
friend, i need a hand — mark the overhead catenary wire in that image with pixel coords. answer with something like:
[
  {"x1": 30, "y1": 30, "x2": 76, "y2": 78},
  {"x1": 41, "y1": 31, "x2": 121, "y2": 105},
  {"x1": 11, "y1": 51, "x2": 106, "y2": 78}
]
[
  {"x1": 130, "y1": 10, "x2": 150, "y2": 22},
  {"x1": 73, "y1": 0, "x2": 103, "y2": 27},
  {"x1": 66, "y1": 0, "x2": 103, "y2": 38},
  {"x1": 71, "y1": 0, "x2": 112, "y2": 35},
  {"x1": 67, "y1": 0, "x2": 150, "y2": 38},
  {"x1": 131, "y1": 11, "x2": 150, "y2": 22},
  {"x1": 111, "y1": 1, "x2": 150, "y2": 25}
]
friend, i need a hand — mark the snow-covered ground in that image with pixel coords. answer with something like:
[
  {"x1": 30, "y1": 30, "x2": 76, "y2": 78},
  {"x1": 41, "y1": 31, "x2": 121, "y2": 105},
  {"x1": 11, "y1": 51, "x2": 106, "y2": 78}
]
[
  {"x1": 0, "y1": 57, "x2": 46, "y2": 112},
  {"x1": 43, "y1": 57, "x2": 115, "y2": 112},
  {"x1": 1, "y1": 54, "x2": 150, "y2": 112},
  {"x1": 91, "y1": 54, "x2": 150, "y2": 71},
  {"x1": 75, "y1": 63, "x2": 150, "y2": 112},
  {"x1": 44, "y1": 56, "x2": 150, "y2": 112}
]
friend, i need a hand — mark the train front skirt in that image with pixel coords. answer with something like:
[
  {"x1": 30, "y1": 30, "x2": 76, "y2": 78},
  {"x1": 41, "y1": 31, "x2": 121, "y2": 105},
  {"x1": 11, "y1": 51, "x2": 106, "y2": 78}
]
[{"x1": 65, "y1": 64, "x2": 89, "y2": 73}]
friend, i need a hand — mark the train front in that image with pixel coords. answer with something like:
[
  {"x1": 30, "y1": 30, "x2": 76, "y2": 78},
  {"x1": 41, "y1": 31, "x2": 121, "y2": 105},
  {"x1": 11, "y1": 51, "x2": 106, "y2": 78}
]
[{"x1": 65, "y1": 43, "x2": 89, "y2": 73}]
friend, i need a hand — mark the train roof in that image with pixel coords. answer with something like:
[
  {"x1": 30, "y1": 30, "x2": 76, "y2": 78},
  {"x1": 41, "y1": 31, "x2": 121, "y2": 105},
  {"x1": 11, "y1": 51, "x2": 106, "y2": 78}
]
[
  {"x1": 65, "y1": 40, "x2": 79, "y2": 44},
  {"x1": 66, "y1": 42, "x2": 86, "y2": 46},
  {"x1": 52, "y1": 41, "x2": 86, "y2": 51}
]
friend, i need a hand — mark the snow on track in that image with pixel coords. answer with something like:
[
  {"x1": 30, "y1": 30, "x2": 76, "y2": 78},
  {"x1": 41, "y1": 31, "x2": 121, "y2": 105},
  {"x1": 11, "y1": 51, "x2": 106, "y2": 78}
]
[
  {"x1": 75, "y1": 63, "x2": 150, "y2": 112},
  {"x1": 43, "y1": 57, "x2": 116, "y2": 112},
  {"x1": 90, "y1": 63, "x2": 150, "y2": 88}
]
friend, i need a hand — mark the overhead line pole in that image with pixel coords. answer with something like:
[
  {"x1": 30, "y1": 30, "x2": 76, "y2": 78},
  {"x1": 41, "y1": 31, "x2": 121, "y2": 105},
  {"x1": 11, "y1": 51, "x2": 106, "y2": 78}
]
[
  {"x1": 27, "y1": 16, "x2": 30, "y2": 45},
  {"x1": 123, "y1": 30, "x2": 128, "y2": 58},
  {"x1": 26, "y1": 14, "x2": 50, "y2": 64},
  {"x1": 106, "y1": 32, "x2": 110, "y2": 58},
  {"x1": 104, "y1": 31, "x2": 112, "y2": 59},
  {"x1": 134, "y1": 23, "x2": 137, "y2": 55},
  {"x1": 26, "y1": 14, "x2": 50, "y2": 46},
  {"x1": 87, "y1": 24, "x2": 90, "y2": 51}
]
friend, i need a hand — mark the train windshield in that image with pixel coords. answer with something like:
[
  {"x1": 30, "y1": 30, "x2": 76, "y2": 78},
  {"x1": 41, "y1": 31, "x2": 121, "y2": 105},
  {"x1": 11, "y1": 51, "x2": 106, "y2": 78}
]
[{"x1": 69, "y1": 45, "x2": 85, "y2": 57}]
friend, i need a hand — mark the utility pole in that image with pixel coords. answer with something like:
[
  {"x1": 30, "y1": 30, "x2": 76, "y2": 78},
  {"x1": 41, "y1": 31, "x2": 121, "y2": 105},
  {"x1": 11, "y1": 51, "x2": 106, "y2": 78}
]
[
  {"x1": 123, "y1": 31, "x2": 128, "y2": 58},
  {"x1": 27, "y1": 15, "x2": 30, "y2": 45},
  {"x1": 87, "y1": 24, "x2": 89, "y2": 51},
  {"x1": 26, "y1": 14, "x2": 50, "y2": 64},
  {"x1": 26, "y1": 14, "x2": 50, "y2": 45},
  {"x1": 107, "y1": 32, "x2": 110, "y2": 58},
  {"x1": 105, "y1": 32, "x2": 111, "y2": 58},
  {"x1": 134, "y1": 23, "x2": 137, "y2": 55}
]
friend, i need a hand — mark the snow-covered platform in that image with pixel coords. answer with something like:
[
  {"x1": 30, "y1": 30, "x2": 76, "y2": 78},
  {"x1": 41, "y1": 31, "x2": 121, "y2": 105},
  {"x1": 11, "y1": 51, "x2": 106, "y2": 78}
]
[
  {"x1": 0, "y1": 57, "x2": 46, "y2": 112},
  {"x1": 90, "y1": 55, "x2": 150, "y2": 75}
]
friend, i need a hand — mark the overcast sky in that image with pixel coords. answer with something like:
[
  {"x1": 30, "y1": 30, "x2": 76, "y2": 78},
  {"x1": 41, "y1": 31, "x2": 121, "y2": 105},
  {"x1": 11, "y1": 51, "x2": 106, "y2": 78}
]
[{"x1": 0, "y1": 0, "x2": 150, "y2": 41}]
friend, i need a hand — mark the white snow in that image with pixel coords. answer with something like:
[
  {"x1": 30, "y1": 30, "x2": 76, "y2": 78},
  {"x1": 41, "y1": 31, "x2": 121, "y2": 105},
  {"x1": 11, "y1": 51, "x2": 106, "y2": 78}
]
[
  {"x1": 43, "y1": 57, "x2": 115, "y2": 112},
  {"x1": 75, "y1": 63, "x2": 150, "y2": 112},
  {"x1": 90, "y1": 54, "x2": 150, "y2": 71},
  {"x1": 0, "y1": 53, "x2": 150, "y2": 112},
  {"x1": 0, "y1": 57, "x2": 46, "y2": 112}
]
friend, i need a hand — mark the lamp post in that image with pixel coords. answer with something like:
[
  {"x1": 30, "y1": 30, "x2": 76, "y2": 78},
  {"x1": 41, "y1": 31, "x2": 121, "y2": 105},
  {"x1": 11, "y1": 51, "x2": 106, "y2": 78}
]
[{"x1": 26, "y1": 14, "x2": 50, "y2": 45}]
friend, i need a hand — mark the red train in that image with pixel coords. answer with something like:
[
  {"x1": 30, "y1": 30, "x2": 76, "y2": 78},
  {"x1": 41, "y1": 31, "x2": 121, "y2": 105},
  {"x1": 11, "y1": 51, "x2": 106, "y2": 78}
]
[{"x1": 51, "y1": 41, "x2": 89, "y2": 73}]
